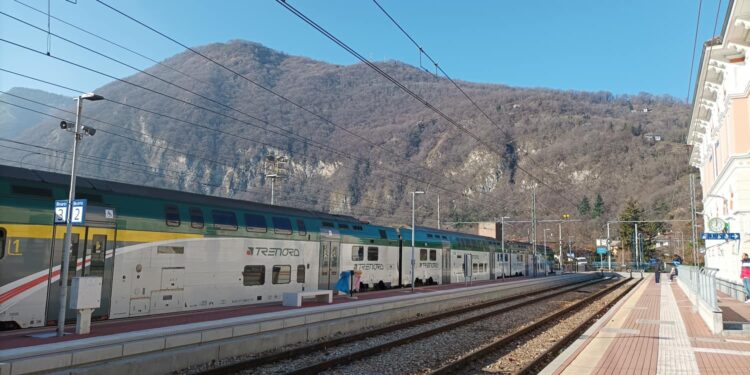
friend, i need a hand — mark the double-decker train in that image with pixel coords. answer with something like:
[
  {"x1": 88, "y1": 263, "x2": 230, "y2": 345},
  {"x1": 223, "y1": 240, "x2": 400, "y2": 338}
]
[{"x1": 0, "y1": 165, "x2": 550, "y2": 329}]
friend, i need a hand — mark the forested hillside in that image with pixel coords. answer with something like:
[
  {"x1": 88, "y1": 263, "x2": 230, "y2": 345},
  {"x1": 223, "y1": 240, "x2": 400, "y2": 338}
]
[{"x1": 0, "y1": 40, "x2": 695, "y2": 247}]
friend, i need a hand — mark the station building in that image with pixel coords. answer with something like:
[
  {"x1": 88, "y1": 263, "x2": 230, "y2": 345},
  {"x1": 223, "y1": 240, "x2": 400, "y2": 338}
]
[{"x1": 688, "y1": 0, "x2": 750, "y2": 282}]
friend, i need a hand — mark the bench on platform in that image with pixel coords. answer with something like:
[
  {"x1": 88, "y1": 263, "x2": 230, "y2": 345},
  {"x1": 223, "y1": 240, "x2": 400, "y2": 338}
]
[{"x1": 282, "y1": 290, "x2": 333, "y2": 307}]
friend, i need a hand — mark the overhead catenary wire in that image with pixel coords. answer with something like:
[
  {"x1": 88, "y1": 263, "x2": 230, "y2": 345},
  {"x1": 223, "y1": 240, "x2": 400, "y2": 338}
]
[
  {"x1": 274, "y1": 0, "x2": 579, "y2": 210},
  {"x1": 686, "y1": 0, "x2": 705, "y2": 103},
  {"x1": 88, "y1": 0, "x2": 492, "y2": 206},
  {"x1": 0, "y1": 41, "x2": 473, "y2": 205},
  {"x1": 370, "y1": 0, "x2": 591, "y2": 204},
  {"x1": 0, "y1": 96, "x2": 411, "y2": 213}
]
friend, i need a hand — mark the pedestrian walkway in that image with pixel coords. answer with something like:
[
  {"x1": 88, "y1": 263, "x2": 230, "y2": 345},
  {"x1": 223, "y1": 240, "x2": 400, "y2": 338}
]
[{"x1": 543, "y1": 275, "x2": 750, "y2": 375}]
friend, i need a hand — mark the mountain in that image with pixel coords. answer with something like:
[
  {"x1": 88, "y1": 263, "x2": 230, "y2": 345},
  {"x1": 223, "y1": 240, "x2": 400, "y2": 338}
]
[
  {"x1": 0, "y1": 40, "x2": 695, "y2": 246},
  {"x1": 0, "y1": 88, "x2": 69, "y2": 139}
]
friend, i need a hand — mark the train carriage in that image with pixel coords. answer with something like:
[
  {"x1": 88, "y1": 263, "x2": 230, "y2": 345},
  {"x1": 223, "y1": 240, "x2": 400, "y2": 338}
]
[{"x1": 0, "y1": 165, "x2": 553, "y2": 330}]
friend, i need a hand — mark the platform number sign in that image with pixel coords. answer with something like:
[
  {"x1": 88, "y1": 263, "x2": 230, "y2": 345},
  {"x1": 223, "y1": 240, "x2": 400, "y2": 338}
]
[{"x1": 54, "y1": 199, "x2": 87, "y2": 225}]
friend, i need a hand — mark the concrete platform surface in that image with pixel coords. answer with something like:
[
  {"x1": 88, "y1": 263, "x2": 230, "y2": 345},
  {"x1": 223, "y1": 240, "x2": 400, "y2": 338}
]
[
  {"x1": 0, "y1": 273, "x2": 598, "y2": 375},
  {"x1": 543, "y1": 275, "x2": 750, "y2": 375}
]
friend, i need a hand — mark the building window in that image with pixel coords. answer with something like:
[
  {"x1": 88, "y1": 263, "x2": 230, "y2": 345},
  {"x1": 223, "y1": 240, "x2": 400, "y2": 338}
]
[
  {"x1": 420, "y1": 248, "x2": 428, "y2": 261},
  {"x1": 352, "y1": 246, "x2": 364, "y2": 261},
  {"x1": 165, "y1": 205, "x2": 180, "y2": 227},
  {"x1": 297, "y1": 265, "x2": 305, "y2": 283},
  {"x1": 367, "y1": 246, "x2": 379, "y2": 261},
  {"x1": 189, "y1": 207, "x2": 204, "y2": 229},
  {"x1": 272, "y1": 217, "x2": 293, "y2": 235},
  {"x1": 245, "y1": 214, "x2": 267, "y2": 233},
  {"x1": 297, "y1": 219, "x2": 307, "y2": 235},
  {"x1": 242, "y1": 265, "x2": 265, "y2": 286},
  {"x1": 212, "y1": 210, "x2": 238, "y2": 231},
  {"x1": 272, "y1": 265, "x2": 291, "y2": 284}
]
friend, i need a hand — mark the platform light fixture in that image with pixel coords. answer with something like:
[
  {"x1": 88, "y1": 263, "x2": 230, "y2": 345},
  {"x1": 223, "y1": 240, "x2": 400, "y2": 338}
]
[{"x1": 57, "y1": 92, "x2": 104, "y2": 337}]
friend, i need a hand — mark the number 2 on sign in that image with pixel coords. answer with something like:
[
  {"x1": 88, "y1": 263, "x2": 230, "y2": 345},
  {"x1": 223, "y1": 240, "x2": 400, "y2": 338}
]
[{"x1": 72, "y1": 207, "x2": 83, "y2": 223}]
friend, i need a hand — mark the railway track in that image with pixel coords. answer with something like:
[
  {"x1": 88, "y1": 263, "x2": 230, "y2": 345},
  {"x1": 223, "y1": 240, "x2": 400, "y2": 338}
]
[
  {"x1": 431, "y1": 276, "x2": 641, "y2": 374},
  {"x1": 192, "y1": 276, "x2": 608, "y2": 375}
]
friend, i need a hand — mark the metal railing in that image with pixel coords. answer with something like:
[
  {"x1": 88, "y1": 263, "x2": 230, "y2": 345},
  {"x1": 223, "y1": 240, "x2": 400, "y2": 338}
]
[
  {"x1": 716, "y1": 276, "x2": 748, "y2": 302},
  {"x1": 677, "y1": 265, "x2": 720, "y2": 311}
]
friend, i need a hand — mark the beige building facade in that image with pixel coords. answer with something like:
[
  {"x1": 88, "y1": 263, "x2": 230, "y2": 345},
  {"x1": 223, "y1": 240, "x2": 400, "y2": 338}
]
[{"x1": 688, "y1": 0, "x2": 750, "y2": 282}]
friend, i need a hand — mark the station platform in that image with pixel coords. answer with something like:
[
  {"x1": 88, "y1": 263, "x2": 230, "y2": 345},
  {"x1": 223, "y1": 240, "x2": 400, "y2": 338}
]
[
  {"x1": 0, "y1": 273, "x2": 596, "y2": 375},
  {"x1": 544, "y1": 274, "x2": 750, "y2": 375},
  {"x1": 0, "y1": 276, "x2": 528, "y2": 351}
]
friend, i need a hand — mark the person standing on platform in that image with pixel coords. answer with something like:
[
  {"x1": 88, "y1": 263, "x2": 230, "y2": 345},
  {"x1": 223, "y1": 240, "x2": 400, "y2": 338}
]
[{"x1": 741, "y1": 253, "x2": 750, "y2": 303}]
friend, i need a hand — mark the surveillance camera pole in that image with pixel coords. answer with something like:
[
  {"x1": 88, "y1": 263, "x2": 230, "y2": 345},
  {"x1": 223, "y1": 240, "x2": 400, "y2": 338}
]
[{"x1": 57, "y1": 93, "x2": 101, "y2": 336}]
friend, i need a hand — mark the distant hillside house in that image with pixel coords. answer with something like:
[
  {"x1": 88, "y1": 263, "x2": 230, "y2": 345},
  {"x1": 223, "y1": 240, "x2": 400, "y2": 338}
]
[
  {"x1": 643, "y1": 133, "x2": 663, "y2": 142},
  {"x1": 687, "y1": 0, "x2": 750, "y2": 283}
]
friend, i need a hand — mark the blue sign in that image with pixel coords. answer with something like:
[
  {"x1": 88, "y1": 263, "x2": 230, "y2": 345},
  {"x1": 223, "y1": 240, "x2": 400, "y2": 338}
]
[
  {"x1": 596, "y1": 247, "x2": 608, "y2": 255},
  {"x1": 701, "y1": 232, "x2": 740, "y2": 241},
  {"x1": 53, "y1": 199, "x2": 87, "y2": 225}
]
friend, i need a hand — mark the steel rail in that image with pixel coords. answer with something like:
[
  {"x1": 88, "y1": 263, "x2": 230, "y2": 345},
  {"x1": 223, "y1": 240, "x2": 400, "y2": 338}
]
[
  {"x1": 197, "y1": 276, "x2": 604, "y2": 375},
  {"x1": 429, "y1": 277, "x2": 639, "y2": 374}
]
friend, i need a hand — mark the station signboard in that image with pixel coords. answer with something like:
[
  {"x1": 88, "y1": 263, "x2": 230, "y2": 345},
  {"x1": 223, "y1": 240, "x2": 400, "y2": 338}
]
[
  {"x1": 701, "y1": 232, "x2": 740, "y2": 241},
  {"x1": 596, "y1": 247, "x2": 607, "y2": 255},
  {"x1": 54, "y1": 199, "x2": 87, "y2": 225}
]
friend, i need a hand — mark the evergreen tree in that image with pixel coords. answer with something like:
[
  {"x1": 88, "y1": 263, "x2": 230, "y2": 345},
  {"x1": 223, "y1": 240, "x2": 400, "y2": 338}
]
[
  {"x1": 592, "y1": 193, "x2": 605, "y2": 218},
  {"x1": 578, "y1": 196, "x2": 591, "y2": 216},
  {"x1": 618, "y1": 199, "x2": 644, "y2": 260}
]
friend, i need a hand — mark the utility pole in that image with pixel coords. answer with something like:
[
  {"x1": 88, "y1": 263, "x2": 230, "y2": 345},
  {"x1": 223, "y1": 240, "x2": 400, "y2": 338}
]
[
  {"x1": 689, "y1": 174, "x2": 698, "y2": 265},
  {"x1": 634, "y1": 223, "x2": 639, "y2": 272},
  {"x1": 606, "y1": 222, "x2": 611, "y2": 270},
  {"x1": 57, "y1": 93, "x2": 103, "y2": 337},
  {"x1": 264, "y1": 154, "x2": 288, "y2": 205},
  {"x1": 558, "y1": 222, "x2": 562, "y2": 273},
  {"x1": 531, "y1": 185, "x2": 537, "y2": 277},
  {"x1": 437, "y1": 195, "x2": 440, "y2": 230}
]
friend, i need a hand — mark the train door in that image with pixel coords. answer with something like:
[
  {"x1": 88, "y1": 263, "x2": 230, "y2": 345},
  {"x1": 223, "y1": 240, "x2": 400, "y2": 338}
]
[
  {"x1": 46, "y1": 206, "x2": 116, "y2": 324},
  {"x1": 441, "y1": 241, "x2": 451, "y2": 284},
  {"x1": 318, "y1": 231, "x2": 340, "y2": 290}
]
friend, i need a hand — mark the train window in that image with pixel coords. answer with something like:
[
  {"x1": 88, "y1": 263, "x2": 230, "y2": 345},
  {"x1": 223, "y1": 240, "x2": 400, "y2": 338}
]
[
  {"x1": 420, "y1": 249, "x2": 428, "y2": 261},
  {"x1": 272, "y1": 265, "x2": 291, "y2": 284},
  {"x1": 272, "y1": 217, "x2": 293, "y2": 235},
  {"x1": 189, "y1": 207, "x2": 204, "y2": 229},
  {"x1": 245, "y1": 214, "x2": 267, "y2": 233},
  {"x1": 0, "y1": 228, "x2": 5, "y2": 260},
  {"x1": 379, "y1": 229, "x2": 387, "y2": 239},
  {"x1": 212, "y1": 210, "x2": 238, "y2": 231},
  {"x1": 297, "y1": 265, "x2": 305, "y2": 283},
  {"x1": 473, "y1": 263, "x2": 478, "y2": 272},
  {"x1": 322, "y1": 221, "x2": 334, "y2": 228},
  {"x1": 352, "y1": 246, "x2": 364, "y2": 261},
  {"x1": 430, "y1": 250, "x2": 437, "y2": 261},
  {"x1": 442, "y1": 235, "x2": 448, "y2": 240},
  {"x1": 367, "y1": 247, "x2": 379, "y2": 261},
  {"x1": 242, "y1": 265, "x2": 265, "y2": 286},
  {"x1": 164, "y1": 205, "x2": 181, "y2": 227},
  {"x1": 352, "y1": 225, "x2": 363, "y2": 231},
  {"x1": 297, "y1": 219, "x2": 307, "y2": 235},
  {"x1": 338, "y1": 223, "x2": 350, "y2": 230},
  {"x1": 157, "y1": 246, "x2": 184, "y2": 254},
  {"x1": 427, "y1": 234, "x2": 433, "y2": 238},
  {"x1": 77, "y1": 193, "x2": 102, "y2": 203}
]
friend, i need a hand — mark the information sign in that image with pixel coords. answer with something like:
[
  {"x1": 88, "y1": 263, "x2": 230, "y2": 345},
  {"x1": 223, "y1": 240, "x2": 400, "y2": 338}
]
[
  {"x1": 701, "y1": 232, "x2": 740, "y2": 241},
  {"x1": 596, "y1": 246, "x2": 607, "y2": 255},
  {"x1": 54, "y1": 199, "x2": 87, "y2": 225}
]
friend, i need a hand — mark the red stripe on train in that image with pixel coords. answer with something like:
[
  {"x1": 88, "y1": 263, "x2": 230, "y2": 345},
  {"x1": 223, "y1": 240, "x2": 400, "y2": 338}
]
[{"x1": 0, "y1": 259, "x2": 89, "y2": 305}]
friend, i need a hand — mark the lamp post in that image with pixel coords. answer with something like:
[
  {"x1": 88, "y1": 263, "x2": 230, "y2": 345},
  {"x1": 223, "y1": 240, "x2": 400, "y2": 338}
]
[
  {"x1": 57, "y1": 92, "x2": 103, "y2": 337},
  {"x1": 411, "y1": 191, "x2": 424, "y2": 292},
  {"x1": 500, "y1": 216, "x2": 510, "y2": 278},
  {"x1": 543, "y1": 228, "x2": 551, "y2": 275}
]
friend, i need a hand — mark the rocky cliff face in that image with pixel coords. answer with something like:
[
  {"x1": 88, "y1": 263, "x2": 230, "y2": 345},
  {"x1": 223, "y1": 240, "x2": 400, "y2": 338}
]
[{"x1": 0, "y1": 40, "x2": 693, "y2": 242}]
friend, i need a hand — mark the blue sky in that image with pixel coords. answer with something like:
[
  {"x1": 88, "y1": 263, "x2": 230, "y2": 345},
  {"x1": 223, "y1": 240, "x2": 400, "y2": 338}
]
[{"x1": 0, "y1": 0, "x2": 726, "y2": 100}]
